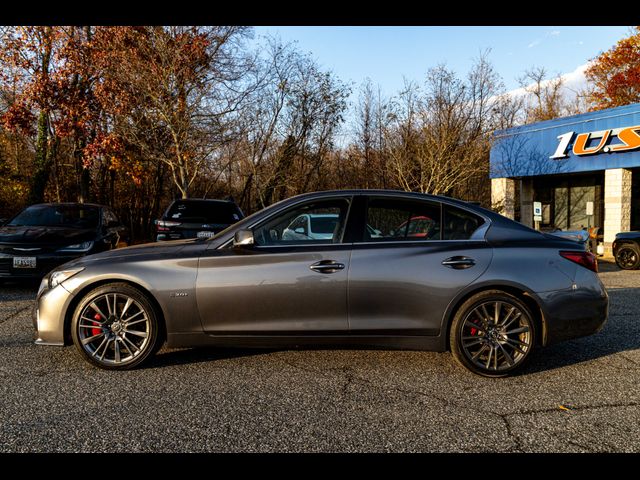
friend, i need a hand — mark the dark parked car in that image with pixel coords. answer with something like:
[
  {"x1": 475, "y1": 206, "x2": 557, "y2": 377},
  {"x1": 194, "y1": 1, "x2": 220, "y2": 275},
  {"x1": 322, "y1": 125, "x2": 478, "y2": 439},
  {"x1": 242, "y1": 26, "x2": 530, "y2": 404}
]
[
  {"x1": 34, "y1": 190, "x2": 608, "y2": 377},
  {"x1": 0, "y1": 203, "x2": 127, "y2": 280},
  {"x1": 155, "y1": 198, "x2": 243, "y2": 241},
  {"x1": 613, "y1": 232, "x2": 640, "y2": 270}
]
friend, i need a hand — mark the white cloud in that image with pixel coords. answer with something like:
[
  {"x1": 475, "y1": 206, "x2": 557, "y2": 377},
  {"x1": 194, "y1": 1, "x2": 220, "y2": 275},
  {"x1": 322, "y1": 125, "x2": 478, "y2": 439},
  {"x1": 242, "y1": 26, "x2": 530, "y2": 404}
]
[
  {"x1": 505, "y1": 62, "x2": 592, "y2": 102},
  {"x1": 528, "y1": 39, "x2": 541, "y2": 48},
  {"x1": 561, "y1": 62, "x2": 591, "y2": 92},
  {"x1": 548, "y1": 30, "x2": 561, "y2": 37}
]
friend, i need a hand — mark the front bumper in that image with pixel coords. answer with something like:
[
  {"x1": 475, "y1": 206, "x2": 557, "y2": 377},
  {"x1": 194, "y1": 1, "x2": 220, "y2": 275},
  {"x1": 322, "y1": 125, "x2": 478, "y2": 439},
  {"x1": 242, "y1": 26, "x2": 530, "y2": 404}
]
[
  {"x1": 0, "y1": 253, "x2": 82, "y2": 279},
  {"x1": 33, "y1": 282, "x2": 75, "y2": 346},
  {"x1": 538, "y1": 270, "x2": 609, "y2": 345}
]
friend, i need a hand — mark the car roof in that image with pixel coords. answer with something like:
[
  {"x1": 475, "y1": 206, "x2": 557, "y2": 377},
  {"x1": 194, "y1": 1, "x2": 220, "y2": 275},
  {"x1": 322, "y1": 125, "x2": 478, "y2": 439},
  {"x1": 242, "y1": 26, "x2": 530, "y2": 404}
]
[
  {"x1": 275, "y1": 189, "x2": 544, "y2": 239},
  {"x1": 28, "y1": 202, "x2": 106, "y2": 208},
  {"x1": 170, "y1": 198, "x2": 235, "y2": 204}
]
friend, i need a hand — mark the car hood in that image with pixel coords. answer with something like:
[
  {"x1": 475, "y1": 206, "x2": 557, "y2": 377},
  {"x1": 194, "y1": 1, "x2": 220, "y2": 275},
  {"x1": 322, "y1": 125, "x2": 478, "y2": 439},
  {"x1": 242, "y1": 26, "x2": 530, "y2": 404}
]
[
  {"x1": 73, "y1": 238, "x2": 201, "y2": 265},
  {"x1": 0, "y1": 225, "x2": 95, "y2": 247},
  {"x1": 615, "y1": 231, "x2": 640, "y2": 240}
]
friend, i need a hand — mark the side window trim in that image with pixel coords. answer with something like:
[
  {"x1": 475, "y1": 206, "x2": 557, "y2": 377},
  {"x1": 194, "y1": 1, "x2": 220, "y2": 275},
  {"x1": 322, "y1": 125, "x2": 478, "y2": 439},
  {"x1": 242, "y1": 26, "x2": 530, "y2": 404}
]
[
  {"x1": 363, "y1": 196, "x2": 442, "y2": 243},
  {"x1": 252, "y1": 195, "x2": 354, "y2": 248},
  {"x1": 356, "y1": 195, "x2": 489, "y2": 244}
]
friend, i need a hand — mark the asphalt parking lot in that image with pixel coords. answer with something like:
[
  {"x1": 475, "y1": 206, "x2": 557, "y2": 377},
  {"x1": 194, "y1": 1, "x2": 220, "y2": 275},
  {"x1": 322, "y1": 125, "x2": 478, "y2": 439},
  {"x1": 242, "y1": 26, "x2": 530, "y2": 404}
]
[{"x1": 1, "y1": 261, "x2": 639, "y2": 453}]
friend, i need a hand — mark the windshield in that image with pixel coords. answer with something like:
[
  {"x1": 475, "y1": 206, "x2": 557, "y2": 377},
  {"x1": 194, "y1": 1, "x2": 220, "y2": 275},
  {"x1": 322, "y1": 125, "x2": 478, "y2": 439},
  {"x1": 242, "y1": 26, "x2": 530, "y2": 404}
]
[
  {"x1": 8, "y1": 205, "x2": 100, "y2": 229},
  {"x1": 166, "y1": 200, "x2": 242, "y2": 224}
]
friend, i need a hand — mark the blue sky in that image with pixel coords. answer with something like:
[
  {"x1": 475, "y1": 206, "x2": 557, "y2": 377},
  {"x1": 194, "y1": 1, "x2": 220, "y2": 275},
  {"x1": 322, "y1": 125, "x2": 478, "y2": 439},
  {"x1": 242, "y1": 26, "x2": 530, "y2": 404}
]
[{"x1": 252, "y1": 26, "x2": 631, "y2": 95}]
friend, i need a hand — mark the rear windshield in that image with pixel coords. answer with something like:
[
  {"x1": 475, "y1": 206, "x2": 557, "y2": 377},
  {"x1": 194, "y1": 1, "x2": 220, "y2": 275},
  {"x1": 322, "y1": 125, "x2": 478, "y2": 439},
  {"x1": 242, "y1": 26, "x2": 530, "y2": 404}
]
[
  {"x1": 310, "y1": 216, "x2": 339, "y2": 234},
  {"x1": 8, "y1": 205, "x2": 100, "y2": 229},
  {"x1": 166, "y1": 200, "x2": 242, "y2": 224}
]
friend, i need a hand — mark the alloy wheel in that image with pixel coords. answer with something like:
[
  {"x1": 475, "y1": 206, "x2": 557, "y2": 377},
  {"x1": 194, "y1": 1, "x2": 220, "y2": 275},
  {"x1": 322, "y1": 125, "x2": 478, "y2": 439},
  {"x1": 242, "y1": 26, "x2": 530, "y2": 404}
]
[
  {"x1": 77, "y1": 293, "x2": 151, "y2": 366},
  {"x1": 616, "y1": 247, "x2": 639, "y2": 270},
  {"x1": 459, "y1": 300, "x2": 533, "y2": 373}
]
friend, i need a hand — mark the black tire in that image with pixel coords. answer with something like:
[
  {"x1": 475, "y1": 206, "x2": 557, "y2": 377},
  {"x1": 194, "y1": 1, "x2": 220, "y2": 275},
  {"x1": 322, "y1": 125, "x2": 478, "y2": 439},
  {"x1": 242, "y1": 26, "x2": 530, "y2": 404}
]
[
  {"x1": 71, "y1": 282, "x2": 162, "y2": 370},
  {"x1": 615, "y1": 244, "x2": 640, "y2": 270},
  {"x1": 450, "y1": 290, "x2": 536, "y2": 378}
]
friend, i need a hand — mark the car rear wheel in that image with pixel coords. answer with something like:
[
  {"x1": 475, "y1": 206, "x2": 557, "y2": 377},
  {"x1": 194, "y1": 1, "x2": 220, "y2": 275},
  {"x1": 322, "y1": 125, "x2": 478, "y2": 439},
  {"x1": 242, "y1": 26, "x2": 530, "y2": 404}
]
[
  {"x1": 71, "y1": 283, "x2": 161, "y2": 370},
  {"x1": 615, "y1": 244, "x2": 640, "y2": 270},
  {"x1": 450, "y1": 290, "x2": 536, "y2": 378}
]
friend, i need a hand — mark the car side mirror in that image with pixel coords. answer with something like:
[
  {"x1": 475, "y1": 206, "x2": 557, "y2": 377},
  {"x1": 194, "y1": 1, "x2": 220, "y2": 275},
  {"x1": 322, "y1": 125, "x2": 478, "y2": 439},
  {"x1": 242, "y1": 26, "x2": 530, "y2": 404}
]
[{"x1": 233, "y1": 229, "x2": 254, "y2": 248}]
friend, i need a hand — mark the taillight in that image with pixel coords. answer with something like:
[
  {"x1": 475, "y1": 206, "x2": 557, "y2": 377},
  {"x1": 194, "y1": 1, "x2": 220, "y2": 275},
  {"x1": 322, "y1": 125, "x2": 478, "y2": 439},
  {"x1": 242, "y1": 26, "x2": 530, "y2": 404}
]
[
  {"x1": 559, "y1": 250, "x2": 598, "y2": 273},
  {"x1": 155, "y1": 219, "x2": 181, "y2": 232}
]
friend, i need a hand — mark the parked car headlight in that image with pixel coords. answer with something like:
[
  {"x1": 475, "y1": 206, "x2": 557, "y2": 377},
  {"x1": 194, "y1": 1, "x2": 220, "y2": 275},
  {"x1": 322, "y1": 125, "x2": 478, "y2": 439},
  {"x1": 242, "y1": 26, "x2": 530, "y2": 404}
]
[
  {"x1": 49, "y1": 267, "x2": 85, "y2": 290},
  {"x1": 57, "y1": 241, "x2": 94, "y2": 252}
]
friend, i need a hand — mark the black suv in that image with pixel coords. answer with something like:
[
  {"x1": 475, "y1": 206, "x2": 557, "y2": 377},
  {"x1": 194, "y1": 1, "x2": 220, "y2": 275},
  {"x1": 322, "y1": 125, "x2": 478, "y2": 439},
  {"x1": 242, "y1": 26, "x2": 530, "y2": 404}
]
[
  {"x1": 0, "y1": 202, "x2": 128, "y2": 280},
  {"x1": 155, "y1": 198, "x2": 244, "y2": 241},
  {"x1": 613, "y1": 231, "x2": 640, "y2": 270}
]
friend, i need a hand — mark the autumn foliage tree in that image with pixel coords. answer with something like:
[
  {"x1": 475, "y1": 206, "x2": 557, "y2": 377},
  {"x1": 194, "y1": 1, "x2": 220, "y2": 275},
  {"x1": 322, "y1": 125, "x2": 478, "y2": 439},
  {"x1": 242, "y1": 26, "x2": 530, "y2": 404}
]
[
  {"x1": 88, "y1": 26, "x2": 255, "y2": 199},
  {"x1": 0, "y1": 27, "x2": 59, "y2": 204},
  {"x1": 2, "y1": 26, "x2": 624, "y2": 242},
  {"x1": 586, "y1": 26, "x2": 640, "y2": 110}
]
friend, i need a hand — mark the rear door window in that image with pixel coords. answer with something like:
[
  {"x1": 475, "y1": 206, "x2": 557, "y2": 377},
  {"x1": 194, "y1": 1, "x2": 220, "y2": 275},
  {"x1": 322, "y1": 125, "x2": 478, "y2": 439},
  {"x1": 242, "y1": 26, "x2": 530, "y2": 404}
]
[
  {"x1": 442, "y1": 205, "x2": 485, "y2": 240},
  {"x1": 167, "y1": 201, "x2": 241, "y2": 224},
  {"x1": 364, "y1": 198, "x2": 441, "y2": 242}
]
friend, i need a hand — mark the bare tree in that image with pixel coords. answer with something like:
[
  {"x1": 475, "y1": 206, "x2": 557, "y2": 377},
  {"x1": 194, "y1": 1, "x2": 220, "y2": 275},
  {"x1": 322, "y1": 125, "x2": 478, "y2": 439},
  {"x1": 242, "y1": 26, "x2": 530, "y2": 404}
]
[
  {"x1": 236, "y1": 39, "x2": 350, "y2": 210},
  {"x1": 384, "y1": 54, "x2": 505, "y2": 201},
  {"x1": 91, "y1": 26, "x2": 256, "y2": 199},
  {"x1": 518, "y1": 66, "x2": 568, "y2": 123}
]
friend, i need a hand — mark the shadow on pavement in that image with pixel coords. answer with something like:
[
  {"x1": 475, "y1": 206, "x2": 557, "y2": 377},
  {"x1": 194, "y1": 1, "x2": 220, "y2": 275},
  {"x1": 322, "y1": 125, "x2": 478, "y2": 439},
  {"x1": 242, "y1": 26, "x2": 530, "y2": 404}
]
[
  {"x1": 523, "y1": 286, "x2": 640, "y2": 374},
  {"x1": 0, "y1": 280, "x2": 39, "y2": 301},
  {"x1": 145, "y1": 346, "x2": 277, "y2": 369},
  {"x1": 598, "y1": 260, "x2": 621, "y2": 273}
]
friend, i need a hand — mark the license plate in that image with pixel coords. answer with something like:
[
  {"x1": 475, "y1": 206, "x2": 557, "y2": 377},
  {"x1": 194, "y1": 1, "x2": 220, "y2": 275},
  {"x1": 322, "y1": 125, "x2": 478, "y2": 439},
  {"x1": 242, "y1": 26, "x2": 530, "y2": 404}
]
[
  {"x1": 13, "y1": 256, "x2": 36, "y2": 268},
  {"x1": 197, "y1": 231, "x2": 215, "y2": 238}
]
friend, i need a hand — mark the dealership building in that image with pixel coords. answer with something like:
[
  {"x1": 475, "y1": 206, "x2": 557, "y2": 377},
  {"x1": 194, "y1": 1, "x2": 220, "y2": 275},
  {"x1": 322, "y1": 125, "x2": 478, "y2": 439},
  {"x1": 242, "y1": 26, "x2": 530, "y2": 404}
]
[{"x1": 490, "y1": 102, "x2": 640, "y2": 253}]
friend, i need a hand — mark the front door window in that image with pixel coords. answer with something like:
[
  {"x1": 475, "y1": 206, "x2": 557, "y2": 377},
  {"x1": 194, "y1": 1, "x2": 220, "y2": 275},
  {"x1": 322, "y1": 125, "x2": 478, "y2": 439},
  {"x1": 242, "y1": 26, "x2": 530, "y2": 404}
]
[{"x1": 253, "y1": 198, "x2": 350, "y2": 246}]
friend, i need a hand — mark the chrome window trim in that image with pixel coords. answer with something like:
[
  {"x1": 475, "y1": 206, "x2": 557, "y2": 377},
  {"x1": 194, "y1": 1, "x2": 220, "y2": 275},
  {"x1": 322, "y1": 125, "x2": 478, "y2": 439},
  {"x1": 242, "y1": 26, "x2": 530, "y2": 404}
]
[
  {"x1": 218, "y1": 195, "x2": 354, "y2": 250},
  {"x1": 352, "y1": 238, "x2": 489, "y2": 246},
  {"x1": 362, "y1": 195, "x2": 490, "y2": 244},
  {"x1": 217, "y1": 192, "x2": 491, "y2": 249}
]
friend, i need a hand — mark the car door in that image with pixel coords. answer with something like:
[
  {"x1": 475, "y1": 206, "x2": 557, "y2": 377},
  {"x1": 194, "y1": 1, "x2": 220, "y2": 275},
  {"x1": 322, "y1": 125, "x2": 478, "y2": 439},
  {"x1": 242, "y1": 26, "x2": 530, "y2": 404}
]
[
  {"x1": 195, "y1": 196, "x2": 353, "y2": 334},
  {"x1": 348, "y1": 195, "x2": 493, "y2": 335}
]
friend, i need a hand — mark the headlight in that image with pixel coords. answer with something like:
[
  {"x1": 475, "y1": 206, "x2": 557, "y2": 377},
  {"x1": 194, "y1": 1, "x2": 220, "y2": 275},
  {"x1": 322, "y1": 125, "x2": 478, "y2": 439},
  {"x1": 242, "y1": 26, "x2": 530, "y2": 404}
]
[
  {"x1": 49, "y1": 267, "x2": 85, "y2": 289},
  {"x1": 57, "y1": 241, "x2": 94, "y2": 253}
]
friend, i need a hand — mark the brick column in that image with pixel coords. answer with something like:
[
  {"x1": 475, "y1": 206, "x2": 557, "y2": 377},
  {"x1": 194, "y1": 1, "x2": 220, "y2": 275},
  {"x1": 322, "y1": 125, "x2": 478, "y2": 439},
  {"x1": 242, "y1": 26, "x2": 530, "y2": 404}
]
[
  {"x1": 491, "y1": 178, "x2": 515, "y2": 219},
  {"x1": 603, "y1": 168, "x2": 632, "y2": 252},
  {"x1": 520, "y1": 178, "x2": 534, "y2": 228}
]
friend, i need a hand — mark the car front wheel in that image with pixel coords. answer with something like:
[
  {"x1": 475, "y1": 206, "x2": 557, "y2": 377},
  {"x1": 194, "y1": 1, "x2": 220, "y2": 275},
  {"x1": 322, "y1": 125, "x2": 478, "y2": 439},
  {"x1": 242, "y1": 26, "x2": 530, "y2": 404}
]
[
  {"x1": 615, "y1": 244, "x2": 640, "y2": 270},
  {"x1": 71, "y1": 283, "x2": 162, "y2": 370},
  {"x1": 450, "y1": 290, "x2": 536, "y2": 378}
]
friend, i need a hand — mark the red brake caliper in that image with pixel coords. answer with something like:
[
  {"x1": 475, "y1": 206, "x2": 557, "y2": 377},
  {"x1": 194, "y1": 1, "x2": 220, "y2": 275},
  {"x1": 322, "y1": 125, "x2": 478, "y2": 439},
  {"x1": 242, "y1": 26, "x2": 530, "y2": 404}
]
[
  {"x1": 91, "y1": 313, "x2": 102, "y2": 337},
  {"x1": 470, "y1": 316, "x2": 482, "y2": 336}
]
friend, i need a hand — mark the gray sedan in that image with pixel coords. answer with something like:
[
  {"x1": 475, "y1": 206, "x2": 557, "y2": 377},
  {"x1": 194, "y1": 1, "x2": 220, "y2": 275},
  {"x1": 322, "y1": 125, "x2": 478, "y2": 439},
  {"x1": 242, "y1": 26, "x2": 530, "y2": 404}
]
[{"x1": 34, "y1": 190, "x2": 608, "y2": 377}]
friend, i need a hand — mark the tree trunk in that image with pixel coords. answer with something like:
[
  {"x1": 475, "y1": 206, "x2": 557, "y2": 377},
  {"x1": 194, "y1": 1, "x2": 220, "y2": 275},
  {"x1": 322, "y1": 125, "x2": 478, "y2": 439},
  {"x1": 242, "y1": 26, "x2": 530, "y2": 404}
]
[
  {"x1": 262, "y1": 135, "x2": 297, "y2": 207},
  {"x1": 29, "y1": 26, "x2": 54, "y2": 204},
  {"x1": 29, "y1": 111, "x2": 51, "y2": 204}
]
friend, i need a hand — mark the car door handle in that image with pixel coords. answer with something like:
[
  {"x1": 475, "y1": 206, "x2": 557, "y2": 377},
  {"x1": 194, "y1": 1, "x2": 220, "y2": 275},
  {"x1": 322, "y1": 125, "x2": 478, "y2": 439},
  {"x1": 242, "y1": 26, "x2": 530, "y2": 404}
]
[
  {"x1": 442, "y1": 256, "x2": 476, "y2": 269},
  {"x1": 309, "y1": 260, "x2": 345, "y2": 274}
]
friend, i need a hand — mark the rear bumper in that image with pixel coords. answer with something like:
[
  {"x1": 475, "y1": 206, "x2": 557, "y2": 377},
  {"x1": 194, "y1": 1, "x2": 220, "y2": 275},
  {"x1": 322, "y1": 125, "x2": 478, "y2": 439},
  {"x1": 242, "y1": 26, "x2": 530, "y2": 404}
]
[{"x1": 538, "y1": 271, "x2": 608, "y2": 345}]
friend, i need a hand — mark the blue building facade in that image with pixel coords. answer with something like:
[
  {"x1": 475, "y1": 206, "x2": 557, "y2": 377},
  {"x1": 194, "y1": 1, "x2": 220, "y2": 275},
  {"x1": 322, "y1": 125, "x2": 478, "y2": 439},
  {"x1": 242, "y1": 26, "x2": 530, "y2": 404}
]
[{"x1": 490, "y1": 103, "x2": 640, "y2": 250}]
